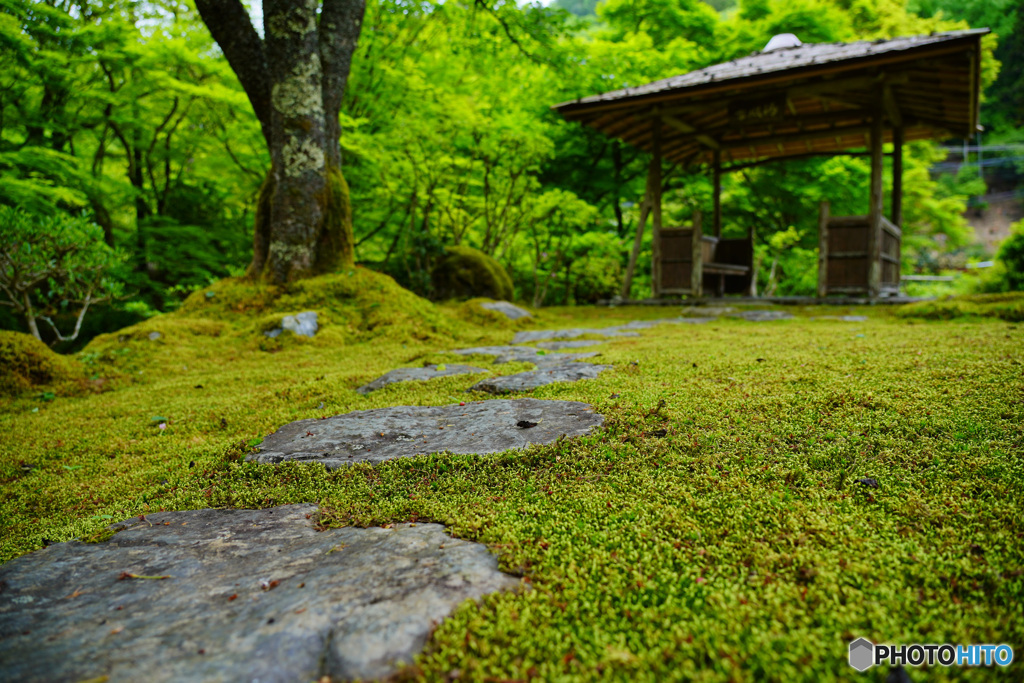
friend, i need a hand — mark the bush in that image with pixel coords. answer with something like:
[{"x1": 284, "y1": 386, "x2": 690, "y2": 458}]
[
  {"x1": 894, "y1": 292, "x2": 1024, "y2": 322},
  {"x1": 431, "y1": 246, "x2": 514, "y2": 301},
  {"x1": 0, "y1": 207, "x2": 125, "y2": 344},
  {"x1": 994, "y1": 220, "x2": 1024, "y2": 291}
]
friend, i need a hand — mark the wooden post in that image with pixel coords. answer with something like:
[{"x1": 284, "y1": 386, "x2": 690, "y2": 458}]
[
  {"x1": 690, "y1": 210, "x2": 703, "y2": 297},
  {"x1": 620, "y1": 186, "x2": 652, "y2": 299},
  {"x1": 891, "y1": 126, "x2": 903, "y2": 227},
  {"x1": 713, "y1": 150, "x2": 724, "y2": 296},
  {"x1": 867, "y1": 114, "x2": 884, "y2": 298},
  {"x1": 650, "y1": 119, "x2": 663, "y2": 298},
  {"x1": 817, "y1": 200, "x2": 830, "y2": 298}
]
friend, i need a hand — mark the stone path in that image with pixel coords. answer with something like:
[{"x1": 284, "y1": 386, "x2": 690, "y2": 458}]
[
  {"x1": 471, "y1": 360, "x2": 610, "y2": 394},
  {"x1": 249, "y1": 398, "x2": 604, "y2": 469},
  {"x1": 357, "y1": 363, "x2": 487, "y2": 394},
  {"x1": 0, "y1": 505, "x2": 518, "y2": 683}
]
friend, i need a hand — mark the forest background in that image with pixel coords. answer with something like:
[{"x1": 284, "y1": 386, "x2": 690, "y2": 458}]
[{"x1": 2, "y1": 0, "x2": 1022, "y2": 351}]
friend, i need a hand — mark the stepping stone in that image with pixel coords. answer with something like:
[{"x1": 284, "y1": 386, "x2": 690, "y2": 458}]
[
  {"x1": 357, "y1": 364, "x2": 487, "y2": 394},
  {"x1": 813, "y1": 315, "x2": 869, "y2": 322},
  {"x1": 673, "y1": 317, "x2": 717, "y2": 324},
  {"x1": 479, "y1": 301, "x2": 532, "y2": 320},
  {"x1": 730, "y1": 310, "x2": 794, "y2": 322},
  {"x1": 0, "y1": 505, "x2": 519, "y2": 683},
  {"x1": 449, "y1": 345, "x2": 598, "y2": 366},
  {"x1": 681, "y1": 306, "x2": 734, "y2": 316},
  {"x1": 249, "y1": 398, "x2": 603, "y2": 468},
  {"x1": 512, "y1": 327, "x2": 640, "y2": 344},
  {"x1": 534, "y1": 340, "x2": 604, "y2": 350},
  {"x1": 471, "y1": 361, "x2": 610, "y2": 394},
  {"x1": 511, "y1": 318, "x2": 696, "y2": 343}
]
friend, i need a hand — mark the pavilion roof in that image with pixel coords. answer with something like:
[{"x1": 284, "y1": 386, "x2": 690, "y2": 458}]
[{"x1": 553, "y1": 29, "x2": 988, "y2": 167}]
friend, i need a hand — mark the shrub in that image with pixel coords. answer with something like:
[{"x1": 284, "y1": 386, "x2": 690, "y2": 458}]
[
  {"x1": 0, "y1": 207, "x2": 125, "y2": 344},
  {"x1": 994, "y1": 220, "x2": 1024, "y2": 292},
  {"x1": 431, "y1": 246, "x2": 514, "y2": 301}
]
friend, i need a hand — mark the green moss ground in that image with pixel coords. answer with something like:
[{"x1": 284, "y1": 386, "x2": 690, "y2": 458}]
[{"x1": 1, "y1": 285, "x2": 1022, "y2": 682}]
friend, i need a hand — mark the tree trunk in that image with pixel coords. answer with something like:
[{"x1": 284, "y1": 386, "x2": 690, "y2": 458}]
[{"x1": 195, "y1": 0, "x2": 363, "y2": 284}]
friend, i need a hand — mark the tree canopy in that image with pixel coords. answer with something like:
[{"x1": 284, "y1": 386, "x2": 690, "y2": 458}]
[{"x1": 0, "y1": 0, "x2": 1019, "y2": 344}]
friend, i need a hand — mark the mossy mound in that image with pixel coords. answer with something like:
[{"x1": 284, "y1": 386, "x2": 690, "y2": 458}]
[
  {"x1": 431, "y1": 246, "x2": 513, "y2": 302},
  {"x1": 896, "y1": 292, "x2": 1024, "y2": 322},
  {"x1": 0, "y1": 331, "x2": 84, "y2": 396},
  {"x1": 84, "y1": 268, "x2": 471, "y2": 365}
]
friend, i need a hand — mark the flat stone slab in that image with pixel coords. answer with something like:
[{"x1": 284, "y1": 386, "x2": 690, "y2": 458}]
[
  {"x1": 730, "y1": 310, "x2": 795, "y2": 322},
  {"x1": 479, "y1": 301, "x2": 532, "y2": 320},
  {"x1": 534, "y1": 340, "x2": 604, "y2": 350},
  {"x1": 471, "y1": 361, "x2": 610, "y2": 394},
  {"x1": 512, "y1": 327, "x2": 641, "y2": 343},
  {"x1": 813, "y1": 315, "x2": 869, "y2": 322},
  {"x1": 0, "y1": 505, "x2": 519, "y2": 683},
  {"x1": 449, "y1": 345, "x2": 598, "y2": 366},
  {"x1": 681, "y1": 306, "x2": 734, "y2": 316},
  {"x1": 357, "y1": 364, "x2": 487, "y2": 394},
  {"x1": 511, "y1": 318, "x2": 700, "y2": 343},
  {"x1": 265, "y1": 310, "x2": 319, "y2": 338},
  {"x1": 249, "y1": 398, "x2": 604, "y2": 468}
]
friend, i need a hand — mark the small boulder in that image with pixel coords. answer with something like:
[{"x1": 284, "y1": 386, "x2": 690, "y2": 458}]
[
  {"x1": 480, "y1": 301, "x2": 532, "y2": 320},
  {"x1": 265, "y1": 311, "x2": 319, "y2": 338}
]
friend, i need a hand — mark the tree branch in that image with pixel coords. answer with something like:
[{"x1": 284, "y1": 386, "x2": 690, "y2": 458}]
[
  {"x1": 320, "y1": 0, "x2": 367, "y2": 166},
  {"x1": 193, "y1": 0, "x2": 272, "y2": 136}
]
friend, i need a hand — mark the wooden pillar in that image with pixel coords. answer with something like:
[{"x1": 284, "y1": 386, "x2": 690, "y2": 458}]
[
  {"x1": 817, "y1": 200, "x2": 830, "y2": 298},
  {"x1": 650, "y1": 119, "x2": 663, "y2": 298},
  {"x1": 867, "y1": 114, "x2": 884, "y2": 298},
  {"x1": 891, "y1": 126, "x2": 903, "y2": 227},
  {"x1": 620, "y1": 185, "x2": 652, "y2": 299},
  {"x1": 713, "y1": 150, "x2": 724, "y2": 296},
  {"x1": 691, "y1": 211, "x2": 703, "y2": 297}
]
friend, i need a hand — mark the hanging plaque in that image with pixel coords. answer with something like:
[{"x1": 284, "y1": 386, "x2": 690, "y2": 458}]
[{"x1": 729, "y1": 96, "x2": 788, "y2": 124}]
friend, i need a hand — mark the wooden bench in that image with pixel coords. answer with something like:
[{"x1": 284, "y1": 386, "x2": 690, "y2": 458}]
[{"x1": 657, "y1": 211, "x2": 752, "y2": 297}]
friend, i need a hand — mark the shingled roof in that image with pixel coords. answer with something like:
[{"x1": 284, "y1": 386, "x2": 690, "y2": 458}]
[{"x1": 554, "y1": 29, "x2": 988, "y2": 167}]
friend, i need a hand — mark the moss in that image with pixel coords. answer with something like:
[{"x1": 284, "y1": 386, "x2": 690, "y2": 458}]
[
  {"x1": 896, "y1": 292, "x2": 1024, "y2": 322},
  {"x1": 432, "y1": 246, "x2": 514, "y2": 302},
  {"x1": 0, "y1": 330, "x2": 84, "y2": 396},
  {"x1": 2, "y1": 305, "x2": 1022, "y2": 681},
  {"x1": 313, "y1": 165, "x2": 354, "y2": 274}
]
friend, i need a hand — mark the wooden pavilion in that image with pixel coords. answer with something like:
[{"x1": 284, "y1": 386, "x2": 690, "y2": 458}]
[{"x1": 553, "y1": 29, "x2": 988, "y2": 299}]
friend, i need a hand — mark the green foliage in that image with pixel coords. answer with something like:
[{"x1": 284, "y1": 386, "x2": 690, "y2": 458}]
[
  {"x1": 0, "y1": 207, "x2": 125, "y2": 343},
  {"x1": 991, "y1": 220, "x2": 1024, "y2": 292},
  {"x1": 0, "y1": 329, "x2": 83, "y2": 396},
  {"x1": 432, "y1": 246, "x2": 515, "y2": 302}
]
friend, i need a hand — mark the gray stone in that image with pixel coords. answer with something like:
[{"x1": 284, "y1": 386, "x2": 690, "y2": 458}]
[
  {"x1": 147, "y1": 331, "x2": 162, "y2": 341},
  {"x1": 449, "y1": 345, "x2": 598, "y2": 367},
  {"x1": 730, "y1": 310, "x2": 795, "y2": 322},
  {"x1": 356, "y1": 364, "x2": 487, "y2": 395},
  {"x1": 265, "y1": 311, "x2": 319, "y2": 339},
  {"x1": 813, "y1": 315, "x2": 869, "y2": 322},
  {"x1": 681, "y1": 306, "x2": 734, "y2": 316},
  {"x1": 672, "y1": 317, "x2": 717, "y2": 324},
  {"x1": 512, "y1": 327, "x2": 640, "y2": 343},
  {"x1": 534, "y1": 340, "x2": 604, "y2": 350},
  {"x1": 479, "y1": 301, "x2": 532, "y2": 320},
  {"x1": 471, "y1": 361, "x2": 611, "y2": 394},
  {"x1": 249, "y1": 398, "x2": 603, "y2": 468},
  {"x1": 0, "y1": 505, "x2": 519, "y2": 683}
]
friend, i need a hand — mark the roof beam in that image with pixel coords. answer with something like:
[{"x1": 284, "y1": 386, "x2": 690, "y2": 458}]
[{"x1": 661, "y1": 114, "x2": 720, "y2": 149}]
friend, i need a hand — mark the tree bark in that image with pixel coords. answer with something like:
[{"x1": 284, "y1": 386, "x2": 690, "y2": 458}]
[{"x1": 194, "y1": 0, "x2": 364, "y2": 284}]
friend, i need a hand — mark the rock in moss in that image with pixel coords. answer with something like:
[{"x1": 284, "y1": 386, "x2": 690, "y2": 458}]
[
  {"x1": 0, "y1": 330, "x2": 83, "y2": 396},
  {"x1": 432, "y1": 246, "x2": 513, "y2": 302}
]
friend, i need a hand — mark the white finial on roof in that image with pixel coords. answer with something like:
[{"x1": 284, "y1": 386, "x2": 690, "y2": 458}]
[{"x1": 763, "y1": 34, "x2": 802, "y2": 51}]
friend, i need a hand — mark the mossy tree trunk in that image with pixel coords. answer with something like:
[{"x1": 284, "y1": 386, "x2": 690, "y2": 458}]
[{"x1": 195, "y1": 0, "x2": 362, "y2": 284}]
